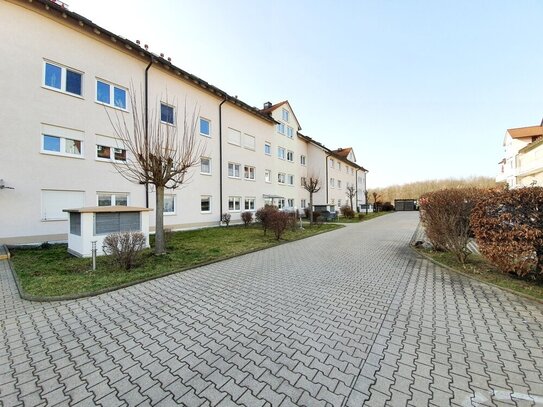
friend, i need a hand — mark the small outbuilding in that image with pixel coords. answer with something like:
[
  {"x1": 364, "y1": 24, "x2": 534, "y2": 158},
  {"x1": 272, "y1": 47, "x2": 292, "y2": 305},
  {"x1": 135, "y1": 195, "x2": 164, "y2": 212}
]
[
  {"x1": 63, "y1": 206, "x2": 152, "y2": 257},
  {"x1": 394, "y1": 199, "x2": 417, "y2": 211}
]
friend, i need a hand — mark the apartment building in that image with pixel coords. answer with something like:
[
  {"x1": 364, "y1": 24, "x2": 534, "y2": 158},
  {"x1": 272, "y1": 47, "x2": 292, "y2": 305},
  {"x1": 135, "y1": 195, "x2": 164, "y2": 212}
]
[
  {"x1": 0, "y1": 0, "x2": 368, "y2": 245},
  {"x1": 496, "y1": 125, "x2": 543, "y2": 188}
]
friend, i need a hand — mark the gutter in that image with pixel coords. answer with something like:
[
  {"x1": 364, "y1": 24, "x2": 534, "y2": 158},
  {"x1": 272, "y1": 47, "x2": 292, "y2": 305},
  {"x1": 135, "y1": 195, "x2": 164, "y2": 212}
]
[
  {"x1": 144, "y1": 59, "x2": 153, "y2": 208},
  {"x1": 219, "y1": 96, "x2": 227, "y2": 221},
  {"x1": 325, "y1": 153, "x2": 332, "y2": 204},
  {"x1": 355, "y1": 168, "x2": 360, "y2": 211}
]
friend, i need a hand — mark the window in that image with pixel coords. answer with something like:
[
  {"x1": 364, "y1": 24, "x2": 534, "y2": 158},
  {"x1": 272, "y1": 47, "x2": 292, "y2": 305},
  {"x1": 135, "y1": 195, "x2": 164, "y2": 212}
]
[
  {"x1": 244, "y1": 165, "x2": 256, "y2": 180},
  {"x1": 201, "y1": 196, "x2": 211, "y2": 213},
  {"x1": 287, "y1": 174, "x2": 294, "y2": 185},
  {"x1": 200, "y1": 118, "x2": 211, "y2": 137},
  {"x1": 287, "y1": 126, "x2": 294, "y2": 138},
  {"x1": 96, "y1": 80, "x2": 127, "y2": 109},
  {"x1": 338, "y1": 180, "x2": 342, "y2": 188},
  {"x1": 161, "y1": 103, "x2": 174, "y2": 125},
  {"x1": 338, "y1": 162, "x2": 342, "y2": 171},
  {"x1": 301, "y1": 199, "x2": 307, "y2": 208},
  {"x1": 244, "y1": 198, "x2": 256, "y2": 211},
  {"x1": 287, "y1": 150, "x2": 294, "y2": 162},
  {"x1": 278, "y1": 173, "x2": 286, "y2": 184},
  {"x1": 228, "y1": 163, "x2": 241, "y2": 178},
  {"x1": 331, "y1": 198, "x2": 335, "y2": 205},
  {"x1": 330, "y1": 159, "x2": 334, "y2": 168},
  {"x1": 42, "y1": 135, "x2": 82, "y2": 157},
  {"x1": 44, "y1": 61, "x2": 82, "y2": 96},
  {"x1": 301, "y1": 177, "x2": 307, "y2": 187},
  {"x1": 338, "y1": 199, "x2": 342, "y2": 207},
  {"x1": 278, "y1": 147, "x2": 286, "y2": 160},
  {"x1": 41, "y1": 190, "x2": 85, "y2": 221},
  {"x1": 70, "y1": 213, "x2": 81, "y2": 236},
  {"x1": 300, "y1": 155, "x2": 306, "y2": 166},
  {"x1": 282, "y1": 108, "x2": 289, "y2": 122},
  {"x1": 228, "y1": 128, "x2": 241, "y2": 146},
  {"x1": 277, "y1": 123, "x2": 285, "y2": 134},
  {"x1": 264, "y1": 142, "x2": 271, "y2": 155},
  {"x1": 228, "y1": 196, "x2": 241, "y2": 212},
  {"x1": 96, "y1": 145, "x2": 126, "y2": 162},
  {"x1": 287, "y1": 199, "x2": 294, "y2": 208},
  {"x1": 95, "y1": 212, "x2": 140, "y2": 235},
  {"x1": 243, "y1": 134, "x2": 255, "y2": 150},
  {"x1": 164, "y1": 195, "x2": 176, "y2": 214},
  {"x1": 330, "y1": 178, "x2": 335, "y2": 188},
  {"x1": 277, "y1": 199, "x2": 285, "y2": 209},
  {"x1": 97, "y1": 193, "x2": 128, "y2": 206},
  {"x1": 265, "y1": 169, "x2": 271, "y2": 183},
  {"x1": 201, "y1": 157, "x2": 211, "y2": 175}
]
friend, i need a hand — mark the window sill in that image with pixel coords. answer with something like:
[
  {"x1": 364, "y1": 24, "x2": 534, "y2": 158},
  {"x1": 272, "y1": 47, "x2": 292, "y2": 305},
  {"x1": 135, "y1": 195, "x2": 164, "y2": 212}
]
[
  {"x1": 200, "y1": 211, "x2": 212, "y2": 214},
  {"x1": 42, "y1": 85, "x2": 84, "y2": 100},
  {"x1": 244, "y1": 179, "x2": 256, "y2": 182},
  {"x1": 41, "y1": 151, "x2": 85, "y2": 160},
  {"x1": 200, "y1": 172, "x2": 212, "y2": 176},
  {"x1": 95, "y1": 101, "x2": 129, "y2": 113},
  {"x1": 41, "y1": 218, "x2": 67, "y2": 222},
  {"x1": 96, "y1": 158, "x2": 127, "y2": 164},
  {"x1": 200, "y1": 133, "x2": 211, "y2": 138},
  {"x1": 164, "y1": 212, "x2": 176, "y2": 216},
  {"x1": 161, "y1": 121, "x2": 176, "y2": 127},
  {"x1": 228, "y1": 176, "x2": 241, "y2": 180}
]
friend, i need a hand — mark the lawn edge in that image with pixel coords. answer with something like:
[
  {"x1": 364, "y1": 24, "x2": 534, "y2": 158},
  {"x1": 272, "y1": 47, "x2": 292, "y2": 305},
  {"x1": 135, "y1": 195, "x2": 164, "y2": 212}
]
[
  {"x1": 8, "y1": 224, "x2": 344, "y2": 302},
  {"x1": 411, "y1": 246, "x2": 543, "y2": 305}
]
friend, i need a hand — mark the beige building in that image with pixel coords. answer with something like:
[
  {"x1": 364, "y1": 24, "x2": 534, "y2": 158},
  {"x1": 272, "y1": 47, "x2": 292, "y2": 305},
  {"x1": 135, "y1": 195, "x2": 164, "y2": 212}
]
[
  {"x1": 0, "y1": 0, "x2": 368, "y2": 244},
  {"x1": 516, "y1": 137, "x2": 543, "y2": 187}
]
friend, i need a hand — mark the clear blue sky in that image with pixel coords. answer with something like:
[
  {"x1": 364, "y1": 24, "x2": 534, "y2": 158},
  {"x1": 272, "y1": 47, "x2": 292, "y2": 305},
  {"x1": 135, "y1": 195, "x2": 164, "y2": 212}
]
[{"x1": 66, "y1": 0, "x2": 543, "y2": 188}]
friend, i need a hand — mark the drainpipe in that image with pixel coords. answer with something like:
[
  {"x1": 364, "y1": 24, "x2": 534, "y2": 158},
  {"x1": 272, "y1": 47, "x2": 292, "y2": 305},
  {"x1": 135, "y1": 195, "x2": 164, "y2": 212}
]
[
  {"x1": 144, "y1": 59, "x2": 153, "y2": 208},
  {"x1": 219, "y1": 96, "x2": 227, "y2": 221},
  {"x1": 355, "y1": 168, "x2": 359, "y2": 212}
]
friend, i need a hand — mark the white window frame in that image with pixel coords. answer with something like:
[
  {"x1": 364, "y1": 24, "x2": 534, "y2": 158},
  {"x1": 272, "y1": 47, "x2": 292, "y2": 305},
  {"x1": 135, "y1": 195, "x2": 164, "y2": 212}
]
[
  {"x1": 228, "y1": 128, "x2": 241, "y2": 146},
  {"x1": 301, "y1": 199, "x2": 307, "y2": 208},
  {"x1": 97, "y1": 192, "x2": 129, "y2": 207},
  {"x1": 244, "y1": 165, "x2": 256, "y2": 181},
  {"x1": 278, "y1": 198, "x2": 285, "y2": 209},
  {"x1": 200, "y1": 157, "x2": 212, "y2": 175},
  {"x1": 160, "y1": 102, "x2": 175, "y2": 125},
  {"x1": 95, "y1": 78, "x2": 128, "y2": 111},
  {"x1": 244, "y1": 197, "x2": 256, "y2": 211},
  {"x1": 265, "y1": 169, "x2": 271, "y2": 183},
  {"x1": 282, "y1": 108, "x2": 289, "y2": 122},
  {"x1": 164, "y1": 194, "x2": 176, "y2": 215},
  {"x1": 199, "y1": 117, "x2": 211, "y2": 137},
  {"x1": 338, "y1": 162, "x2": 342, "y2": 171},
  {"x1": 287, "y1": 198, "x2": 294, "y2": 208},
  {"x1": 243, "y1": 134, "x2": 256, "y2": 151},
  {"x1": 301, "y1": 177, "x2": 307, "y2": 187},
  {"x1": 264, "y1": 142, "x2": 271, "y2": 155},
  {"x1": 96, "y1": 144, "x2": 126, "y2": 162},
  {"x1": 228, "y1": 196, "x2": 241, "y2": 212},
  {"x1": 278, "y1": 172, "x2": 286, "y2": 184},
  {"x1": 287, "y1": 174, "x2": 294, "y2": 186},
  {"x1": 300, "y1": 155, "x2": 306, "y2": 166},
  {"x1": 42, "y1": 134, "x2": 84, "y2": 159},
  {"x1": 287, "y1": 126, "x2": 294, "y2": 139},
  {"x1": 286, "y1": 150, "x2": 294, "y2": 162},
  {"x1": 330, "y1": 178, "x2": 335, "y2": 188},
  {"x1": 338, "y1": 180, "x2": 342, "y2": 189},
  {"x1": 277, "y1": 123, "x2": 285, "y2": 134},
  {"x1": 43, "y1": 60, "x2": 83, "y2": 97},
  {"x1": 200, "y1": 196, "x2": 212, "y2": 213},
  {"x1": 330, "y1": 159, "x2": 334, "y2": 168},
  {"x1": 278, "y1": 147, "x2": 286, "y2": 160},
  {"x1": 228, "y1": 162, "x2": 241, "y2": 178}
]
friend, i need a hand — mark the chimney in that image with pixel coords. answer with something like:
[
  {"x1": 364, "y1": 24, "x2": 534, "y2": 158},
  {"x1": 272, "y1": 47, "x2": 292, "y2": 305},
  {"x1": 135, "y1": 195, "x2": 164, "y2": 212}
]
[{"x1": 263, "y1": 101, "x2": 272, "y2": 109}]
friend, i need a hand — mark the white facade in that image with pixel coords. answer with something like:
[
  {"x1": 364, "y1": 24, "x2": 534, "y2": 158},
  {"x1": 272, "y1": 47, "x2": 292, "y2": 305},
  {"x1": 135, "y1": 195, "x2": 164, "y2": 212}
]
[{"x1": 0, "y1": 0, "x2": 368, "y2": 244}]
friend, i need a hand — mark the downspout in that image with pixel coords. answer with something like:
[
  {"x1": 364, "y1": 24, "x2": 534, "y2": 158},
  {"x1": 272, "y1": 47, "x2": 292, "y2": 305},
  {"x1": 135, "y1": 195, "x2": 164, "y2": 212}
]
[
  {"x1": 325, "y1": 153, "x2": 332, "y2": 204},
  {"x1": 219, "y1": 96, "x2": 227, "y2": 221},
  {"x1": 355, "y1": 168, "x2": 359, "y2": 212},
  {"x1": 144, "y1": 59, "x2": 153, "y2": 208}
]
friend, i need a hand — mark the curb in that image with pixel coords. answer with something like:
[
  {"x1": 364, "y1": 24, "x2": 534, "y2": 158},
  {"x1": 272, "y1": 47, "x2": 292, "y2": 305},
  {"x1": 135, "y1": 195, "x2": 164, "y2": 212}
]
[
  {"x1": 411, "y1": 246, "x2": 543, "y2": 305},
  {"x1": 7, "y1": 224, "x2": 344, "y2": 302}
]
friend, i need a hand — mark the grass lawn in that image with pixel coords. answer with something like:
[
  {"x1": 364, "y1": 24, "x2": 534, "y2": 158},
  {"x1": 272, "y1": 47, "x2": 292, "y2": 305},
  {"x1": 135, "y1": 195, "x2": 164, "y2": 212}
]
[
  {"x1": 334, "y1": 211, "x2": 391, "y2": 223},
  {"x1": 10, "y1": 223, "x2": 342, "y2": 299},
  {"x1": 417, "y1": 248, "x2": 543, "y2": 301}
]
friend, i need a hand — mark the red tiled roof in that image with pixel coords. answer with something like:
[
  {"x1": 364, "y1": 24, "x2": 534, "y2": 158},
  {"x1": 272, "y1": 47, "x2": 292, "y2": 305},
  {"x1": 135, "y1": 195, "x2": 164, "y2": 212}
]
[
  {"x1": 507, "y1": 125, "x2": 543, "y2": 139},
  {"x1": 331, "y1": 147, "x2": 352, "y2": 158},
  {"x1": 260, "y1": 100, "x2": 288, "y2": 114}
]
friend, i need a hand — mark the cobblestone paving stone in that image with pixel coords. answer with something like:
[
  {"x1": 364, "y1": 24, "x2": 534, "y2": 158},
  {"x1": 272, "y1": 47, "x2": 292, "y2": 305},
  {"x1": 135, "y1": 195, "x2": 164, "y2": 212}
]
[{"x1": 1, "y1": 212, "x2": 542, "y2": 406}]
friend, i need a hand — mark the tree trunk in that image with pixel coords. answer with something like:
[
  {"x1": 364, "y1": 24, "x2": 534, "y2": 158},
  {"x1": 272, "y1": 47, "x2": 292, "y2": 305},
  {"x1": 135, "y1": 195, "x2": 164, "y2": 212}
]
[
  {"x1": 350, "y1": 196, "x2": 353, "y2": 210},
  {"x1": 309, "y1": 193, "x2": 314, "y2": 226},
  {"x1": 155, "y1": 185, "x2": 166, "y2": 255}
]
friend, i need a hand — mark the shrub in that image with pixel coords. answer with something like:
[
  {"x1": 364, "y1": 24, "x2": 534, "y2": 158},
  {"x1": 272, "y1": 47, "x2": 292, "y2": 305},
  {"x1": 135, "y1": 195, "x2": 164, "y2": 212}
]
[
  {"x1": 241, "y1": 211, "x2": 253, "y2": 227},
  {"x1": 255, "y1": 205, "x2": 278, "y2": 235},
  {"x1": 358, "y1": 213, "x2": 365, "y2": 221},
  {"x1": 419, "y1": 188, "x2": 480, "y2": 264},
  {"x1": 471, "y1": 187, "x2": 543, "y2": 278},
  {"x1": 340, "y1": 205, "x2": 355, "y2": 219},
  {"x1": 268, "y1": 211, "x2": 290, "y2": 240},
  {"x1": 381, "y1": 202, "x2": 395, "y2": 212},
  {"x1": 221, "y1": 213, "x2": 231, "y2": 227},
  {"x1": 103, "y1": 231, "x2": 146, "y2": 270}
]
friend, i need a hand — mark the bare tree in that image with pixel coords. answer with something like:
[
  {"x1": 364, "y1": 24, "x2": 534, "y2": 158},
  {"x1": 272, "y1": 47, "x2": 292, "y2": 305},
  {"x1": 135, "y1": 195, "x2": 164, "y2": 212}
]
[
  {"x1": 302, "y1": 175, "x2": 321, "y2": 226},
  {"x1": 345, "y1": 185, "x2": 356, "y2": 210},
  {"x1": 364, "y1": 190, "x2": 369, "y2": 214},
  {"x1": 372, "y1": 191, "x2": 382, "y2": 213},
  {"x1": 107, "y1": 88, "x2": 204, "y2": 255}
]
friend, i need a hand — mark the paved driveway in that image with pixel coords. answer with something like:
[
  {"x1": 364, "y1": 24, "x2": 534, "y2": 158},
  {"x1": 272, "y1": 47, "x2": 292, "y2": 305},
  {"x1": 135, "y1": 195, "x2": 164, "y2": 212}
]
[{"x1": 1, "y1": 212, "x2": 542, "y2": 406}]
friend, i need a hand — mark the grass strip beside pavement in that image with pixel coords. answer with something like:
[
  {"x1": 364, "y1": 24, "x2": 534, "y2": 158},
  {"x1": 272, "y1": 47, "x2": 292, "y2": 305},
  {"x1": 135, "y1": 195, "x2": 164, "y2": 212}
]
[
  {"x1": 334, "y1": 212, "x2": 391, "y2": 223},
  {"x1": 10, "y1": 223, "x2": 342, "y2": 299},
  {"x1": 416, "y1": 248, "x2": 543, "y2": 302}
]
